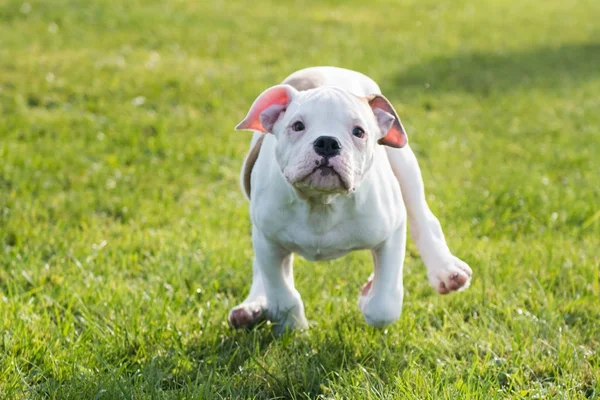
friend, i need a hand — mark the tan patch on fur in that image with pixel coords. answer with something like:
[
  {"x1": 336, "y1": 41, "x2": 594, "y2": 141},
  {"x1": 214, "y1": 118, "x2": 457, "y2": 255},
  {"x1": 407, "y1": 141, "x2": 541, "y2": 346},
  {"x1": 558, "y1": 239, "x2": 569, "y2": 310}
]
[
  {"x1": 243, "y1": 134, "x2": 266, "y2": 199},
  {"x1": 282, "y1": 74, "x2": 322, "y2": 91}
]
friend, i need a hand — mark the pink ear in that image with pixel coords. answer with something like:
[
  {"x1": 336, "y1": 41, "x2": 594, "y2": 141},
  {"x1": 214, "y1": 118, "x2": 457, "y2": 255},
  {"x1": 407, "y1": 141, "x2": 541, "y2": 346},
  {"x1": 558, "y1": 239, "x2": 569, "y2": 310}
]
[
  {"x1": 235, "y1": 85, "x2": 297, "y2": 133},
  {"x1": 367, "y1": 94, "x2": 408, "y2": 148}
]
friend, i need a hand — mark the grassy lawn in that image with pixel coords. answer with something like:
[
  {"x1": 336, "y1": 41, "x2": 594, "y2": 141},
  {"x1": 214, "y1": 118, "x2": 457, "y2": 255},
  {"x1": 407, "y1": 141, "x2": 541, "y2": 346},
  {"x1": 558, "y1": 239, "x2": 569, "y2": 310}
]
[{"x1": 1, "y1": 0, "x2": 599, "y2": 398}]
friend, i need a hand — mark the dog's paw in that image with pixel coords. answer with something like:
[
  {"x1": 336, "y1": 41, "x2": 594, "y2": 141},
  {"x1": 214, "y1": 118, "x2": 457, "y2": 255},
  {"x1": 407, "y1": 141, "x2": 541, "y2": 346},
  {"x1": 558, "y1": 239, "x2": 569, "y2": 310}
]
[
  {"x1": 358, "y1": 274, "x2": 402, "y2": 327},
  {"x1": 427, "y1": 255, "x2": 472, "y2": 294},
  {"x1": 228, "y1": 302, "x2": 265, "y2": 329},
  {"x1": 229, "y1": 294, "x2": 308, "y2": 333},
  {"x1": 270, "y1": 311, "x2": 309, "y2": 335},
  {"x1": 265, "y1": 293, "x2": 308, "y2": 334}
]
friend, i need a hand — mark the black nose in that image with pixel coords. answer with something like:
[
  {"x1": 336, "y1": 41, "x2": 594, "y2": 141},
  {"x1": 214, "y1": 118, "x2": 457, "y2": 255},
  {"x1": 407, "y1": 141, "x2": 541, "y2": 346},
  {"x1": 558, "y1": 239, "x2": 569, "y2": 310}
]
[{"x1": 313, "y1": 136, "x2": 342, "y2": 158}]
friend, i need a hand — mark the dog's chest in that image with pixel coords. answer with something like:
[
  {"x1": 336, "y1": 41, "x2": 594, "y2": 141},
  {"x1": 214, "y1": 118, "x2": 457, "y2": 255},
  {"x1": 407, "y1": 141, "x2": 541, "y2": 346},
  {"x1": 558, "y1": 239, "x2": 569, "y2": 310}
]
[
  {"x1": 276, "y1": 218, "x2": 384, "y2": 261},
  {"x1": 252, "y1": 192, "x2": 403, "y2": 261}
]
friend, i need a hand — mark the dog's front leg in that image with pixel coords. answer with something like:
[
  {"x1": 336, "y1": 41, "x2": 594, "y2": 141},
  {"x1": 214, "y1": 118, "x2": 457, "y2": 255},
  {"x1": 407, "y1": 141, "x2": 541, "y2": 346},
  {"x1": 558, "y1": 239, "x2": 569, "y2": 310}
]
[
  {"x1": 359, "y1": 225, "x2": 406, "y2": 327},
  {"x1": 228, "y1": 228, "x2": 307, "y2": 333},
  {"x1": 385, "y1": 146, "x2": 472, "y2": 293}
]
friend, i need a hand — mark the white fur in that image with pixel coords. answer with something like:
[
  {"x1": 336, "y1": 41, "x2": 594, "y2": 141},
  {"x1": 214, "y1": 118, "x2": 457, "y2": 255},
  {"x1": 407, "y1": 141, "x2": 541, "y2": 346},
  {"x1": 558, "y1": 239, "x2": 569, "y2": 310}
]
[{"x1": 229, "y1": 67, "x2": 472, "y2": 332}]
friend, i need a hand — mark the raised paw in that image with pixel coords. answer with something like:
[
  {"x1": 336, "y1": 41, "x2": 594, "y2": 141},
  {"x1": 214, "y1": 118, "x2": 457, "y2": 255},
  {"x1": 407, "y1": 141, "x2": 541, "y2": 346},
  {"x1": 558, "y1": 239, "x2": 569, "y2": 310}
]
[
  {"x1": 428, "y1": 255, "x2": 472, "y2": 294},
  {"x1": 228, "y1": 302, "x2": 264, "y2": 329}
]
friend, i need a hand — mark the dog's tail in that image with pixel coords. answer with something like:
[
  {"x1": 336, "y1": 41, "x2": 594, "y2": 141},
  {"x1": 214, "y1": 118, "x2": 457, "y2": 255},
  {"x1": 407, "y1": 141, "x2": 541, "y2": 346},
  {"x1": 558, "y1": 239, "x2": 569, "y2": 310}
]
[{"x1": 239, "y1": 132, "x2": 266, "y2": 200}]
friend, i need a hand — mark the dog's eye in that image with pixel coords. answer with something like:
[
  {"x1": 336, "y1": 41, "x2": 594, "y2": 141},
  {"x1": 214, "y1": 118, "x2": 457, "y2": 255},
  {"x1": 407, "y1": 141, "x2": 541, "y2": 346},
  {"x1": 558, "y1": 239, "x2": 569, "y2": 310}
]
[
  {"x1": 292, "y1": 121, "x2": 305, "y2": 132},
  {"x1": 352, "y1": 127, "x2": 365, "y2": 138}
]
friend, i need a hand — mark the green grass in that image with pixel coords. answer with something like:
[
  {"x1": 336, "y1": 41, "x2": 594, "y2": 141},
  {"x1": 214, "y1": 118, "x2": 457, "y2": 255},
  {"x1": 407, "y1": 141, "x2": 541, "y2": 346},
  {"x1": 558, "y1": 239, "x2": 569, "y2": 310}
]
[{"x1": 1, "y1": 0, "x2": 599, "y2": 398}]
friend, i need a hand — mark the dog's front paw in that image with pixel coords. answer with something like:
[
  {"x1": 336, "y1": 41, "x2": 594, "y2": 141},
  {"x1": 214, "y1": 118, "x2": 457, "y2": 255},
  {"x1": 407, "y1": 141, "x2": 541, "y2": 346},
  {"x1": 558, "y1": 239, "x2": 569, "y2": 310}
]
[
  {"x1": 228, "y1": 301, "x2": 265, "y2": 329},
  {"x1": 427, "y1": 255, "x2": 472, "y2": 294},
  {"x1": 228, "y1": 292, "x2": 307, "y2": 333},
  {"x1": 265, "y1": 292, "x2": 308, "y2": 334},
  {"x1": 358, "y1": 275, "x2": 403, "y2": 327}
]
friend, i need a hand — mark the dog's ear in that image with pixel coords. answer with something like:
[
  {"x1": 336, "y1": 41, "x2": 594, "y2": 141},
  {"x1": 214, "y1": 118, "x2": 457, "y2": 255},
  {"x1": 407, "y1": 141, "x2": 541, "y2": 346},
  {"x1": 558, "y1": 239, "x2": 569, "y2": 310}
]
[
  {"x1": 236, "y1": 85, "x2": 298, "y2": 133},
  {"x1": 367, "y1": 94, "x2": 408, "y2": 148}
]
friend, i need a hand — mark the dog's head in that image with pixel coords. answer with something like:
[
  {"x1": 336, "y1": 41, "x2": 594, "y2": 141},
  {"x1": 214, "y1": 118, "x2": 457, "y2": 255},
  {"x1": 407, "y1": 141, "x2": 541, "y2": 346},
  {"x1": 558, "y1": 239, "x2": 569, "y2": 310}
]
[{"x1": 236, "y1": 85, "x2": 407, "y2": 198}]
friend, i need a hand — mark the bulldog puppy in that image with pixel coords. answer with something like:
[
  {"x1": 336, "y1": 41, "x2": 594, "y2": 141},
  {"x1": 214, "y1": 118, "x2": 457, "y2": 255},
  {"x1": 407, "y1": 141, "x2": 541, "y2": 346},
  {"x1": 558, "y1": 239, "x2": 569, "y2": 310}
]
[{"x1": 229, "y1": 67, "x2": 472, "y2": 332}]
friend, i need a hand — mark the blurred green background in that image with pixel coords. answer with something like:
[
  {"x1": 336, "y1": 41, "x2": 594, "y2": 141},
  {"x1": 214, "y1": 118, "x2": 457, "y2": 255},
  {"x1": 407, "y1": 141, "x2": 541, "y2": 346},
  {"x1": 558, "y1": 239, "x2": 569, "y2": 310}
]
[{"x1": 1, "y1": 0, "x2": 599, "y2": 398}]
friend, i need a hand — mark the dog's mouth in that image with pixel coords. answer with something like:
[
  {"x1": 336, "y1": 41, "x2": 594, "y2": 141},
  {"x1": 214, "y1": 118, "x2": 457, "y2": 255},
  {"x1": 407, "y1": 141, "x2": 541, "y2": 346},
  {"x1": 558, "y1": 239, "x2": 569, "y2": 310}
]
[
  {"x1": 295, "y1": 161, "x2": 351, "y2": 192},
  {"x1": 313, "y1": 165, "x2": 337, "y2": 177},
  {"x1": 304, "y1": 162, "x2": 341, "y2": 181}
]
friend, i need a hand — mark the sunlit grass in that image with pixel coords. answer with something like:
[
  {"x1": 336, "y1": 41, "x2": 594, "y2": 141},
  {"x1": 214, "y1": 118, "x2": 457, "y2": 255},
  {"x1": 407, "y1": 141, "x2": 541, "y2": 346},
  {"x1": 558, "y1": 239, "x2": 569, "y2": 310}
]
[{"x1": 1, "y1": 0, "x2": 599, "y2": 398}]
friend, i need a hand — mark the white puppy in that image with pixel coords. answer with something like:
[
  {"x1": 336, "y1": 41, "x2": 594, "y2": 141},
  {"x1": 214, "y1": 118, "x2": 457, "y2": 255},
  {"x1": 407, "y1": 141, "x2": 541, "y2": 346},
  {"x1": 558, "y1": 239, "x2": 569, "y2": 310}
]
[{"x1": 229, "y1": 67, "x2": 471, "y2": 332}]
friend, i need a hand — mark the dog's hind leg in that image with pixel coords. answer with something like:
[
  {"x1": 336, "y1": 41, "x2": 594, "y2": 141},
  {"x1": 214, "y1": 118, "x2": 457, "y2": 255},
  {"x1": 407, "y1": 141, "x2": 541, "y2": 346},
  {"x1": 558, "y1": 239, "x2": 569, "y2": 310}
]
[{"x1": 385, "y1": 145, "x2": 472, "y2": 294}]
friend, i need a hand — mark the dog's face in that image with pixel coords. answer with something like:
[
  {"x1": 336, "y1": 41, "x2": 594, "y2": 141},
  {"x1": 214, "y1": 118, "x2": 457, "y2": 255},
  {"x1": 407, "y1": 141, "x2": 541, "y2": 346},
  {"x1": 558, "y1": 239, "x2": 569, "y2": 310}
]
[
  {"x1": 237, "y1": 85, "x2": 407, "y2": 198},
  {"x1": 274, "y1": 88, "x2": 379, "y2": 195}
]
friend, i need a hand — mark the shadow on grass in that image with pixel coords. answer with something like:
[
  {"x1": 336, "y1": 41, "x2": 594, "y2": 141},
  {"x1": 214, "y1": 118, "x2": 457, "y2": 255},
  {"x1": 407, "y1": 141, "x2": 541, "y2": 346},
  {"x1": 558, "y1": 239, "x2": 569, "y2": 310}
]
[
  {"x1": 387, "y1": 42, "x2": 600, "y2": 96},
  {"x1": 29, "y1": 320, "x2": 397, "y2": 399},
  {"x1": 174, "y1": 321, "x2": 385, "y2": 398}
]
